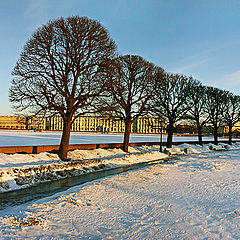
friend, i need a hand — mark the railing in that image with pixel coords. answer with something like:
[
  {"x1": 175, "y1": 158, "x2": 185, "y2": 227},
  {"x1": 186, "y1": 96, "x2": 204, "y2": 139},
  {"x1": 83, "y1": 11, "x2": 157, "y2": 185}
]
[{"x1": 0, "y1": 140, "x2": 240, "y2": 154}]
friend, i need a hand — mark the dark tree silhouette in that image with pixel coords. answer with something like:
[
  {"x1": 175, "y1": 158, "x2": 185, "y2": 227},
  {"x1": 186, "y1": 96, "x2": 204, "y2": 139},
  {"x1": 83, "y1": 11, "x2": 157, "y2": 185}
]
[
  {"x1": 97, "y1": 55, "x2": 163, "y2": 152},
  {"x1": 204, "y1": 87, "x2": 228, "y2": 145},
  {"x1": 222, "y1": 92, "x2": 240, "y2": 144},
  {"x1": 187, "y1": 81, "x2": 209, "y2": 145},
  {"x1": 9, "y1": 16, "x2": 116, "y2": 160},
  {"x1": 152, "y1": 73, "x2": 194, "y2": 148}
]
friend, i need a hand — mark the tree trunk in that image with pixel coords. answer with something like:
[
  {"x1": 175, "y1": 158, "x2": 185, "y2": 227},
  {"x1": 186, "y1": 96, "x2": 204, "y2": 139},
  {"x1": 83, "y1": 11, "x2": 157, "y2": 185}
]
[
  {"x1": 25, "y1": 117, "x2": 29, "y2": 130},
  {"x1": 58, "y1": 117, "x2": 72, "y2": 160},
  {"x1": 213, "y1": 125, "x2": 218, "y2": 145},
  {"x1": 196, "y1": 121, "x2": 203, "y2": 145},
  {"x1": 123, "y1": 119, "x2": 132, "y2": 152},
  {"x1": 167, "y1": 121, "x2": 174, "y2": 148},
  {"x1": 228, "y1": 124, "x2": 233, "y2": 145}
]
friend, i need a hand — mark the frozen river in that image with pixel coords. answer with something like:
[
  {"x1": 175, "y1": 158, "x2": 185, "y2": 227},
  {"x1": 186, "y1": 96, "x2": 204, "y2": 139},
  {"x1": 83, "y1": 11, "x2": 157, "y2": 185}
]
[{"x1": 0, "y1": 130, "x2": 233, "y2": 146}]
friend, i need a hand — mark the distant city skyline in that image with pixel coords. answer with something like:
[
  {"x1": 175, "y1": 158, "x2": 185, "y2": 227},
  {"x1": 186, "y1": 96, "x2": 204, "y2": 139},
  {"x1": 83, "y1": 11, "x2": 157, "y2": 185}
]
[{"x1": 1, "y1": 0, "x2": 240, "y2": 115}]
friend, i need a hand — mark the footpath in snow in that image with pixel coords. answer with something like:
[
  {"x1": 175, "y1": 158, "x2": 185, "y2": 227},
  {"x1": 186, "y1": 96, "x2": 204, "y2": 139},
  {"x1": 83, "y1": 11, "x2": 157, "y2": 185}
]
[{"x1": 0, "y1": 142, "x2": 240, "y2": 239}]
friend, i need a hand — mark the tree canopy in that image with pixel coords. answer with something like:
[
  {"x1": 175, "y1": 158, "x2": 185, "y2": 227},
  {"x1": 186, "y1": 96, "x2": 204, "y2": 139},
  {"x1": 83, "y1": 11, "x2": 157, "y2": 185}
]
[
  {"x1": 9, "y1": 16, "x2": 117, "y2": 159},
  {"x1": 97, "y1": 55, "x2": 163, "y2": 151},
  {"x1": 151, "y1": 73, "x2": 194, "y2": 147}
]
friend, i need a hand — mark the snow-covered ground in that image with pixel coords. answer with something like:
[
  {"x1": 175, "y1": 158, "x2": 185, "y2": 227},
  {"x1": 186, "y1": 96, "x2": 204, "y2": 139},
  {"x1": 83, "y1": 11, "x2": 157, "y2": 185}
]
[
  {"x1": 0, "y1": 143, "x2": 240, "y2": 239},
  {"x1": 0, "y1": 129, "x2": 236, "y2": 146},
  {"x1": 0, "y1": 145, "x2": 168, "y2": 193}
]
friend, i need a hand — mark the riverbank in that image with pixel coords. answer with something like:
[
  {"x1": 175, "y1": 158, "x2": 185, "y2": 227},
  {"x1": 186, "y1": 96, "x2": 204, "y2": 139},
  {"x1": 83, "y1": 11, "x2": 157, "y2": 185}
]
[
  {"x1": 1, "y1": 142, "x2": 240, "y2": 193},
  {"x1": 0, "y1": 145, "x2": 169, "y2": 193}
]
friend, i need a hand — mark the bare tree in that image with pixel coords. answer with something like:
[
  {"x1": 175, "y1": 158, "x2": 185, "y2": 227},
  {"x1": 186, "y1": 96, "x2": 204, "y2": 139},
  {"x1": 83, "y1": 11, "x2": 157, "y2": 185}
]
[
  {"x1": 222, "y1": 92, "x2": 240, "y2": 144},
  {"x1": 204, "y1": 87, "x2": 228, "y2": 145},
  {"x1": 97, "y1": 55, "x2": 163, "y2": 152},
  {"x1": 187, "y1": 81, "x2": 209, "y2": 145},
  {"x1": 9, "y1": 16, "x2": 116, "y2": 160},
  {"x1": 151, "y1": 73, "x2": 194, "y2": 148}
]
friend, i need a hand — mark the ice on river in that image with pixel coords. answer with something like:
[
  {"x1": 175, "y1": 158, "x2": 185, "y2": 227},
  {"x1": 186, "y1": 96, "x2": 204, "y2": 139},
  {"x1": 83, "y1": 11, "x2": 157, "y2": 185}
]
[{"x1": 0, "y1": 144, "x2": 240, "y2": 239}]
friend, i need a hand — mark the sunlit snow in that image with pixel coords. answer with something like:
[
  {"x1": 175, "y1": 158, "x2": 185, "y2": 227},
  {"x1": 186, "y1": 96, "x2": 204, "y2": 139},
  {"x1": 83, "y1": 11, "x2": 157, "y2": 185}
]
[{"x1": 0, "y1": 143, "x2": 240, "y2": 239}]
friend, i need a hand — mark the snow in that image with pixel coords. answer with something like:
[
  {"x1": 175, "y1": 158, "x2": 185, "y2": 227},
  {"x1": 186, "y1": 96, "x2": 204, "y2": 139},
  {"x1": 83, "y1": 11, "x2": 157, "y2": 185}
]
[
  {"x1": 0, "y1": 143, "x2": 240, "y2": 239},
  {"x1": 0, "y1": 145, "x2": 168, "y2": 193},
  {"x1": 0, "y1": 129, "x2": 237, "y2": 146}
]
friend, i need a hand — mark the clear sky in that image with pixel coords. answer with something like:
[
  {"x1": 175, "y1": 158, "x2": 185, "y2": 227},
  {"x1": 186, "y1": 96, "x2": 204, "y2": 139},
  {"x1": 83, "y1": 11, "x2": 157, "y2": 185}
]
[{"x1": 1, "y1": 0, "x2": 240, "y2": 115}]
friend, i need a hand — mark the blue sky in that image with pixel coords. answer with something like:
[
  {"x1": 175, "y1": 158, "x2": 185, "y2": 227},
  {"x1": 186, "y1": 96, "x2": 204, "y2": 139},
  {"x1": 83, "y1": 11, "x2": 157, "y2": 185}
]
[{"x1": 1, "y1": 0, "x2": 240, "y2": 115}]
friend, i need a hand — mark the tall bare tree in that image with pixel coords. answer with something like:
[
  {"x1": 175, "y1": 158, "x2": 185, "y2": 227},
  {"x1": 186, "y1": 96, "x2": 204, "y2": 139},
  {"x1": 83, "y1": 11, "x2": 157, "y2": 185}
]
[
  {"x1": 204, "y1": 87, "x2": 228, "y2": 145},
  {"x1": 97, "y1": 55, "x2": 163, "y2": 152},
  {"x1": 151, "y1": 73, "x2": 194, "y2": 148},
  {"x1": 222, "y1": 92, "x2": 240, "y2": 144},
  {"x1": 9, "y1": 16, "x2": 116, "y2": 159},
  {"x1": 187, "y1": 81, "x2": 209, "y2": 145}
]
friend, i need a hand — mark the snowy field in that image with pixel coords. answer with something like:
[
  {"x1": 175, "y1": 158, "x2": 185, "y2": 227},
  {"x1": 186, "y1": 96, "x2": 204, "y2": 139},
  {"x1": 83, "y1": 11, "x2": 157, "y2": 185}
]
[
  {"x1": 0, "y1": 130, "x2": 236, "y2": 146},
  {"x1": 0, "y1": 143, "x2": 240, "y2": 239}
]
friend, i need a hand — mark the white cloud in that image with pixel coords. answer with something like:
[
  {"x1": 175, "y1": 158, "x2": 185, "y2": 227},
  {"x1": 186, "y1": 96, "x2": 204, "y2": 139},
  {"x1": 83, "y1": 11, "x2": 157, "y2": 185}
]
[
  {"x1": 172, "y1": 39, "x2": 240, "y2": 75},
  {"x1": 221, "y1": 70, "x2": 240, "y2": 87},
  {"x1": 205, "y1": 70, "x2": 240, "y2": 95},
  {"x1": 172, "y1": 58, "x2": 209, "y2": 74}
]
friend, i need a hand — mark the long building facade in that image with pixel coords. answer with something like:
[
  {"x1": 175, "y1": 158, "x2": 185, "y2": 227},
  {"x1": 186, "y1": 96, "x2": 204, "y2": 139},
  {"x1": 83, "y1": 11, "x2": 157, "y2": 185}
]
[
  {"x1": 46, "y1": 115, "x2": 166, "y2": 134},
  {"x1": 0, "y1": 115, "x2": 166, "y2": 134},
  {"x1": 0, "y1": 116, "x2": 45, "y2": 131}
]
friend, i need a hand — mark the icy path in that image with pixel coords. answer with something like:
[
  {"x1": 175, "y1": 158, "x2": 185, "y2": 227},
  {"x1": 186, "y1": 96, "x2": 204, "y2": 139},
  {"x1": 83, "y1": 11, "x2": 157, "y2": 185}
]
[{"x1": 0, "y1": 150, "x2": 240, "y2": 239}]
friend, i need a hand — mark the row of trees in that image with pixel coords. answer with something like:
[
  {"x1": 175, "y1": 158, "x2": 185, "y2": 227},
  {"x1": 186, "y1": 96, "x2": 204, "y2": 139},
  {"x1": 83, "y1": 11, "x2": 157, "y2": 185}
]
[
  {"x1": 152, "y1": 76, "x2": 240, "y2": 147},
  {"x1": 9, "y1": 16, "x2": 240, "y2": 159}
]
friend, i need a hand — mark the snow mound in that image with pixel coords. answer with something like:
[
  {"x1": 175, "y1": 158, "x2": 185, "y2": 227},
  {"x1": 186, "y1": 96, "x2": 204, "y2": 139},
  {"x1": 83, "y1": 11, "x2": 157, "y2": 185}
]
[
  {"x1": 1, "y1": 142, "x2": 240, "y2": 193},
  {"x1": 0, "y1": 146, "x2": 168, "y2": 193}
]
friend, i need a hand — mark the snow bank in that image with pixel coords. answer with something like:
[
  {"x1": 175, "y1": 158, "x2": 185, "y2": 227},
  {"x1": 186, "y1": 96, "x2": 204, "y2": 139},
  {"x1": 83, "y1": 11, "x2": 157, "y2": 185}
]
[
  {"x1": 176, "y1": 142, "x2": 240, "y2": 153},
  {"x1": 0, "y1": 146, "x2": 167, "y2": 193},
  {"x1": 1, "y1": 142, "x2": 240, "y2": 193}
]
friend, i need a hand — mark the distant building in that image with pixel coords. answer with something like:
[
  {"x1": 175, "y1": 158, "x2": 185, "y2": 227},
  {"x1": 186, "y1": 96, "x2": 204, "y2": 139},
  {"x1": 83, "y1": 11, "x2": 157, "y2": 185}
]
[
  {"x1": 175, "y1": 124, "x2": 198, "y2": 134},
  {"x1": 224, "y1": 122, "x2": 240, "y2": 136},
  {"x1": 46, "y1": 115, "x2": 166, "y2": 134},
  {"x1": 0, "y1": 116, "x2": 45, "y2": 131},
  {"x1": 231, "y1": 122, "x2": 240, "y2": 132},
  {"x1": 0, "y1": 115, "x2": 166, "y2": 134},
  {"x1": 0, "y1": 116, "x2": 26, "y2": 130}
]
